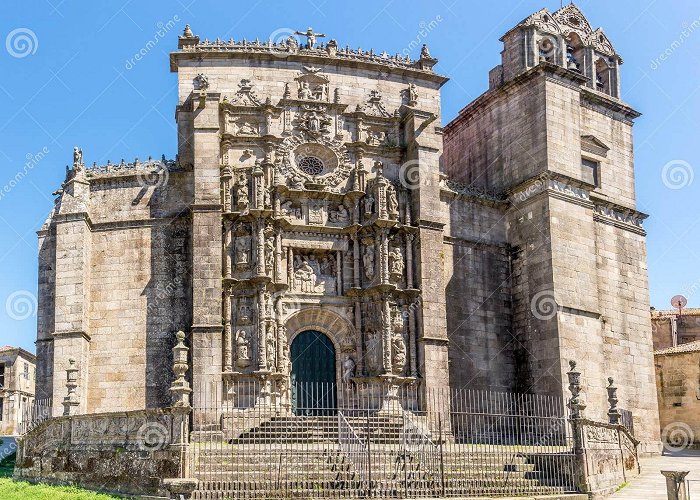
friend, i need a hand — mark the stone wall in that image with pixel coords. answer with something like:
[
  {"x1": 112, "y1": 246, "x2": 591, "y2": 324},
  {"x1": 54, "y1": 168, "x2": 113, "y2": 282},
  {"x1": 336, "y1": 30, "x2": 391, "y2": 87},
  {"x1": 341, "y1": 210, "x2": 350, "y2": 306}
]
[
  {"x1": 14, "y1": 407, "x2": 189, "y2": 497},
  {"x1": 651, "y1": 310, "x2": 700, "y2": 350}
]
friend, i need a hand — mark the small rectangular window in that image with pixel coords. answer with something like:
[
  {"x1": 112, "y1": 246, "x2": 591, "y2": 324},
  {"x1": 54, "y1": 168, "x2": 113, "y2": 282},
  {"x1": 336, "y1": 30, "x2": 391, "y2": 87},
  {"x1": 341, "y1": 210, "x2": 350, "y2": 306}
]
[
  {"x1": 0, "y1": 398, "x2": 3, "y2": 421},
  {"x1": 581, "y1": 158, "x2": 599, "y2": 187},
  {"x1": 0, "y1": 364, "x2": 4, "y2": 388},
  {"x1": 24, "y1": 362, "x2": 29, "y2": 380}
]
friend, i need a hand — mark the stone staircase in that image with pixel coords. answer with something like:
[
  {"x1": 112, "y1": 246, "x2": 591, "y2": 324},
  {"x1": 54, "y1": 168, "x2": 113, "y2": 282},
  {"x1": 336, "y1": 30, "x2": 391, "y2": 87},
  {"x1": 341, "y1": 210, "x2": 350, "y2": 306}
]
[{"x1": 190, "y1": 415, "x2": 578, "y2": 499}]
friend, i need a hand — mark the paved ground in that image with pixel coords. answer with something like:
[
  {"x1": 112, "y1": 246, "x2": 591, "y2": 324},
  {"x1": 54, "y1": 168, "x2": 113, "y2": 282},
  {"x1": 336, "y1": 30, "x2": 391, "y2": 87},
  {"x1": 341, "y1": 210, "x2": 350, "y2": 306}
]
[{"x1": 612, "y1": 449, "x2": 700, "y2": 499}]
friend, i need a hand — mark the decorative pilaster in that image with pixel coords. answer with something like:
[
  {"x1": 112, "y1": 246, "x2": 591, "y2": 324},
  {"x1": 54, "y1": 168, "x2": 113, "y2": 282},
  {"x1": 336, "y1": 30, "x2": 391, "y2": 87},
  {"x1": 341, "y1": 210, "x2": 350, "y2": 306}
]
[
  {"x1": 170, "y1": 331, "x2": 192, "y2": 408},
  {"x1": 407, "y1": 305, "x2": 417, "y2": 376},
  {"x1": 379, "y1": 228, "x2": 389, "y2": 285},
  {"x1": 255, "y1": 220, "x2": 266, "y2": 277},
  {"x1": 406, "y1": 233, "x2": 414, "y2": 289},
  {"x1": 257, "y1": 287, "x2": 267, "y2": 370},
  {"x1": 223, "y1": 286, "x2": 232, "y2": 372},
  {"x1": 224, "y1": 221, "x2": 233, "y2": 279},
  {"x1": 381, "y1": 297, "x2": 392, "y2": 374},
  {"x1": 352, "y1": 233, "x2": 360, "y2": 288},
  {"x1": 354, "y1": 301, "x2": 364, "y2": 376}
]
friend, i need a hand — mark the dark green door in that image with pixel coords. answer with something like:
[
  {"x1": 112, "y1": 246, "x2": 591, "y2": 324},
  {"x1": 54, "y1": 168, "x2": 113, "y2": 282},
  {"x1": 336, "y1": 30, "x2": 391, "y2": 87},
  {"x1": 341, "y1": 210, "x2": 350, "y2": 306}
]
[{"x1": 290, "y1": 330, "x2": 337, "y2": 415}]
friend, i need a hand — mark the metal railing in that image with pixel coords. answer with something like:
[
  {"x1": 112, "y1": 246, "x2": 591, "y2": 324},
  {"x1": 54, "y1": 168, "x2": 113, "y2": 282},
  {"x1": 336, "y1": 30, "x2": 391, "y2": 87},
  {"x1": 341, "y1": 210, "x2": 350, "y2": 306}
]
[
  {"x1": 189, "y1": 380, "x2": 576, "y2": 498},
  {"x1": 18, "y1": 398, "x2": 52, "y2": 435}
]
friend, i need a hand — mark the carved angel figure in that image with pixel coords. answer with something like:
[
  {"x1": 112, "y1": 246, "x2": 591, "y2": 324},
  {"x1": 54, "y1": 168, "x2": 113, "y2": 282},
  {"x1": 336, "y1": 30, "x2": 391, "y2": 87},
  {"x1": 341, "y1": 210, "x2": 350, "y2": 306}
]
[{"x1": 387, "y1": 186, "x2": 399, "y2": 216}]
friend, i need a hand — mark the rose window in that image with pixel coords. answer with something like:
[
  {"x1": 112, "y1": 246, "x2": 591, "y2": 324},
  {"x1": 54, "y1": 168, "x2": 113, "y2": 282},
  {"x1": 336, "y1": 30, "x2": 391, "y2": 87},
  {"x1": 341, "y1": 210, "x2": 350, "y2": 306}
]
[{"x1": 297, "y1": 155, "x2": 325, "y2": 176}]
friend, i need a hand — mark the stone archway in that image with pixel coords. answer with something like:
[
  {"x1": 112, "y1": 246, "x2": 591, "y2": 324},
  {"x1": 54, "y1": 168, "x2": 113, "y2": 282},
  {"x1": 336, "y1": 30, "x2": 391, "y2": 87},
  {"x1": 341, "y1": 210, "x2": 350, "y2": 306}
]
[{"x1": 284, "y1": 307, "x2": 357, "y2": 392}]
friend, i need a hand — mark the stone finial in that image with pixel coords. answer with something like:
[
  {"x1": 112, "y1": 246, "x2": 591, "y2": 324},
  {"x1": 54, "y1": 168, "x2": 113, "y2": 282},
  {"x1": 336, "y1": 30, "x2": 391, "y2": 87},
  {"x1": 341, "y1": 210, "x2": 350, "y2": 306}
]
[
  {"x1": 420, "y1": 44, "x2": 431, "y2": 59},
  {"x1": 170, "y1": 330, "x2": 192, "y2": 408},
  {"x1": 183, "y1": 24, "x2": 194, "y2": 38},
  {"x1": 566, "y1": 360, "x2": 585, "y2": 419},
  {"x1": 607, "y1": 376, "x2": 620, "y2": 425},
  {"x1": 62, "y1": 358, "x2": 80, "y2": 416}
]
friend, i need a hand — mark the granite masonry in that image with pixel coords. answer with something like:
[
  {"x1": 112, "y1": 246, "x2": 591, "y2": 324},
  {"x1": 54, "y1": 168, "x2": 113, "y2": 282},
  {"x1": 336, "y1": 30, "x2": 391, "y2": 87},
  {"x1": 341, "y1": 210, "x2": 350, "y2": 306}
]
[{"x1": 34, "y1": 2, "x2": 660, "y2": 461}]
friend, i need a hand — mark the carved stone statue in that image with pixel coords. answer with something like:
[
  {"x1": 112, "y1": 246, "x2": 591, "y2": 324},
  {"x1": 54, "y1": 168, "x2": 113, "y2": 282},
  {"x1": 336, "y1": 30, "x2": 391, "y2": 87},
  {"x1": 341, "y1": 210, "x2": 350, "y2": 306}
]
[
  {"x1": 328, "y1": 204, "x2": 350, "y2": 224},
  {"x1": 236, "y1": 175, "x2": 249, "y2": 208},
  {"x1": 299, "y1": 81, "x2": 313, "y2": 100},
  {"x1": 363, "y1": 245, "x2": 375, "y2": 280},
  {"x1": 235, "y1": 237, "x2": 250, "y2": 267},
  {"x1": 295, "y1": 27, "x2": 326, "y2": 49},
  {"x1": 365, "y1": 331, "x2": 382, "y2": 374},
  {"x1": 295, "y1": 260, "x2": 317, "y2": 293},
  {"x1": 342, "y1": 355, "x2": 356, "y2": 382},
  {"x1": 266, "y1": 327, "x2": 276, "y2": 371},
  {"x1": 389, "y1": 246, "x2": 404, "y2": 277},
  {"x1": 420, "y1": 44, "x2": 431, "y2": 59},
  {"x1": 387, "y1": 186, "x2": 399, "y2": 216},
  {"x1": 290, "y1": 175, "x2": 305, "y2": 190},
  {"x1": 235, "y1": 329, "x2": 251, "y2": 368},
  {"x1": 364, "y1": 193, "x2": 375, "y2": 215},
  {"x1": 392, "y1": 331, "x2": 407, "y2": 375},
  {"x1": 73, "y1": 147, "x2": 83, "y2": 166},
  {"x1": 265, "y1": 237, "x2": 274, "y2": 273},
  {"x1": 407, "y1": 83, "x2": 418, "y2": 106},
  {"x1": 280, "y1": 200, "x2": 301, "y2": 218},
  {"x1": 263, "y1": 188, "x2": 271, "y2": 209}
]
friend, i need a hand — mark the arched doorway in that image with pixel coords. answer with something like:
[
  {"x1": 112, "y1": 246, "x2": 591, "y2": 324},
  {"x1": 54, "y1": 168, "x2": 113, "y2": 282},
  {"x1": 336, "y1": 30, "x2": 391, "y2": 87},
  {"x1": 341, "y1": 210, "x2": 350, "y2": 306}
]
[{"x1": 290, "y1": 330, "x2": 337, "y2": 415}]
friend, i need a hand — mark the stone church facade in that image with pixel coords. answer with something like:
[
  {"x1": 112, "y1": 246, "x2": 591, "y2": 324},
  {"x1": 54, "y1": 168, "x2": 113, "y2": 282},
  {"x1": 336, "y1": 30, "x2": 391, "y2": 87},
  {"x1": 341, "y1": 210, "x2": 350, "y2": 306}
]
[{"x1": 35, "y1": 5, "x2": 660, "y2": 452}]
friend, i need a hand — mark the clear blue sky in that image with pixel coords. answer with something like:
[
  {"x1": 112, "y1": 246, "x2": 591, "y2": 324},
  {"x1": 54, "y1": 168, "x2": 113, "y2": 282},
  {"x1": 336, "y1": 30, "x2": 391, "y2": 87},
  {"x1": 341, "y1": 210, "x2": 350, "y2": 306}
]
[{"x1": 1, "y1": 1, "x2": 698, "y2": 352}]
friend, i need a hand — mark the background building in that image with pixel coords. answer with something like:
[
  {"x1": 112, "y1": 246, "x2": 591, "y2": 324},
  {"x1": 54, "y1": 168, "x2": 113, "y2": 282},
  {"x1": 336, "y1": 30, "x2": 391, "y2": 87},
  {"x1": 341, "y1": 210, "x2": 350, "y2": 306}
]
[{"x1": 0, "y1": 346, "x2": 36, "y2": 436}]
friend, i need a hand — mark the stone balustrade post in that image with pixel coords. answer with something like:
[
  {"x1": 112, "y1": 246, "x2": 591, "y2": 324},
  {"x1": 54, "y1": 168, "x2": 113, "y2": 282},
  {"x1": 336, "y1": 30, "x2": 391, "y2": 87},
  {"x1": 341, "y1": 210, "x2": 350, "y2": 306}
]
[
  {"x1": 170, "y1": 331, "x2": 192, "y2": 408},
  {"x1": 607, "y1": 377, "x2": 620, "y2": 425},
  {"x1": 62, "y1": 358, "x2": 80, "y2": 416},
  {"x1": 566, "y1": 360, "x2": 586, "y2": 419}
]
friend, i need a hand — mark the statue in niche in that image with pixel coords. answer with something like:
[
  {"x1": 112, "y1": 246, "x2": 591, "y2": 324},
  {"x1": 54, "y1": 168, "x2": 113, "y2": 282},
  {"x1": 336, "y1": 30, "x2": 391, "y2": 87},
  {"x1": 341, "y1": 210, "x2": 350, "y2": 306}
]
[
  {"x1": 308, "y1": 111, "x2": 321, "y2": 132},
  {"x1": 238, "y1": 298, "x2": 253, "y2": 324},
  {"x1": 328, "y1": 204, "x2": 349, "y2": 224},
  {"x1": 388, "y1": 246, "x2": 404, "y2": 277},
  {"x1": 295, "y1": 260, "x2": 317, "y2": 293},
  {"x1": 264, "y1": 291, "x2": 274, "y2": 318},
  {"x1": 299, "y1": 81, "x2": 314, "y2": 100},
  {"x1": 392, "y1": 331, "x2": 407, "y2": 375},
  {"x1": 266, "y1": 326, "x2": 276, "y2": 371},
  {"x1": 387, "y1": 186, "x2": 399, "y2": 216},
  {"x1": 365, "y1": 331, "x2": 382, "y2": 374},
  {"x1": 364, "y1": 193, "x2": 375, "y2": 215},
  {"x1": 234, "y1": 237, "x2": 250, "y2": 268},
  {"x1": 363, "y1": 244, "x2": 375, "y2": 280},
  {"x1": 263, "y1": 189, "x2": 271, "y2": 209},
  {"x1": 407, "y1": 83, "x2": 418, "y2": 106},
  {"x1": 342, "y1": 355, "x2": 356, "y2": 383},
  {"x1": 238, "y1": 121, "x2": 258, "y2": 136},
  {"x1": 320, "y1": 255, "x2": 336, "y2": 276},
  {"x1": 265, "y1": 237, "x2": 275, "y2": 273},
  {"x1": 366, "y1": 129, "x2": 386, "y2": 146},
  {"x1": 236, "y1": 175, "x2": 249, "y2": 208},
  {"x1": 236, "y1": 329, "x2": 251, "y2": 368},
  {"x1": 280, "y1": 200, "x2": 301, "y2": 219}
]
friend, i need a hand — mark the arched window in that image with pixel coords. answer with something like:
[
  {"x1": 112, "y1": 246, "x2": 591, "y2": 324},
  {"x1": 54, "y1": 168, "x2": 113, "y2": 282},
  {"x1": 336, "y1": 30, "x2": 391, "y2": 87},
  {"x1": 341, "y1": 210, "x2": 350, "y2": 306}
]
[
  {"x1": 595, "y1": 57, "x2": 612, "y2": 95},
  {"x1": 538, "y1": 37, "x2": 557, "y2": 64},
  {"x1": 564, "y1": 33, "x2": 584, "y2": 73}
]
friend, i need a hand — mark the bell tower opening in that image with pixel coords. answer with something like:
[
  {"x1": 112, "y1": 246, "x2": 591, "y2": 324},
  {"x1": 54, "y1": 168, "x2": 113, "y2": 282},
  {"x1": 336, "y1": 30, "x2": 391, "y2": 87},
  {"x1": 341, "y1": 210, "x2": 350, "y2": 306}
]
[{"x1": 290, "y1": 330, "x2": 337, "y2": 415}]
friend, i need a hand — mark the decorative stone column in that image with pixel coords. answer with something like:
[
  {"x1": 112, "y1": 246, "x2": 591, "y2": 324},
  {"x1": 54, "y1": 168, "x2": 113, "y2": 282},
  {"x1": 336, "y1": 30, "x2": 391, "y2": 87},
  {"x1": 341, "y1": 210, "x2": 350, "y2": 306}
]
[
  {"x1": 381, "y1": 297, "x2": 392, "y2": 374},
  {"x1": 379, "y1": 229, "x2": 389, "y2": 286},
  {"x1": 62, "y1": 358, "x2": 80, "y2": 416},
  {"x1": 170, "y1": 331, "x2": 192, "y2": 408},
  {"x1": 405, "y1": 233, "x2": 414, "y2": 289},
  {"x1": 607, "y1": 377, "x2": 620, "y2": 425},
  {"x1": 257, "y1": 287, "x2": 267, "y2": 370}
]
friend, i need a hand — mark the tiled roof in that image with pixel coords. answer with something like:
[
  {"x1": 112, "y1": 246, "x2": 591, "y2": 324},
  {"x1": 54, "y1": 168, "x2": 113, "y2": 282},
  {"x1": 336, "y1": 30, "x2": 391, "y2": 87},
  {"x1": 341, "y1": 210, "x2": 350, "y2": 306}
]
[
  {"x1": 651, "y1": 308, "x2": 700, "y2": 318},
  {"x1": 655, "y1": 340, "x2": 700, "y2": 356}
]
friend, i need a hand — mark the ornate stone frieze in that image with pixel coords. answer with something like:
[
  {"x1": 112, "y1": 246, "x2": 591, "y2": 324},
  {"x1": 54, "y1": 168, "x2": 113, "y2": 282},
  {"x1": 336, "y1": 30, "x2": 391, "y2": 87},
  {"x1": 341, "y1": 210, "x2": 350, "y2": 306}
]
[
  {"x1": 222, "y1": 78, "x2": 263, "y2": 107},
  {"x1": 443, "y1": 178, "x2": 508, "y2": 204},
  {"x1": 594, "y1": 204, "x2": 645, "y2": 229}
]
